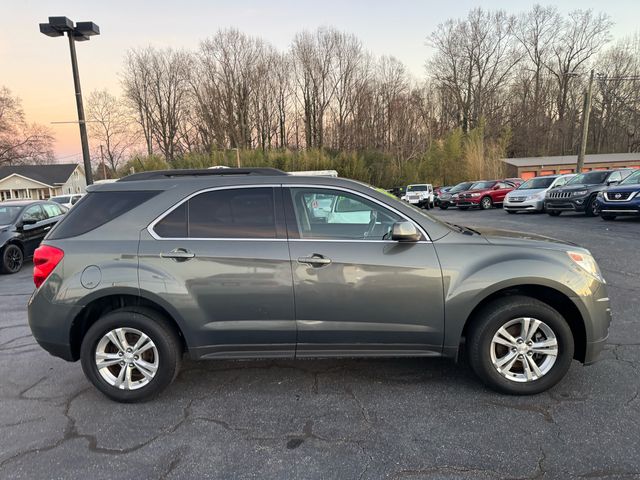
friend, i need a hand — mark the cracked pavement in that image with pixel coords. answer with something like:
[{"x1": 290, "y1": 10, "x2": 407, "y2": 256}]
[{"x1": 0, "y1": 209, "x2": 638, "y2": 479}]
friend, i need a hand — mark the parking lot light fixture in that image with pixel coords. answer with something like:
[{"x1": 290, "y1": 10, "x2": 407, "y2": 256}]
[{"x1": 39, "y1": 16, "x2": 100, "y2": 185}]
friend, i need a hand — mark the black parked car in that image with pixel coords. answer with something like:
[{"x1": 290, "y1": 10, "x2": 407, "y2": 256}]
[
  {"x1": 0, "y1": 200, "x2": 67, "y2": 274},
  {"x1": 545, "y1": 169, "x2": 635, "y2": 217},
  {"x1": 437, "y1": 181, "x2": 474, "y2": 209}
]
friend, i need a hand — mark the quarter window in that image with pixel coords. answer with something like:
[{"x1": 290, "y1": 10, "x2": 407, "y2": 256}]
[
  {"x1": 287, "y1": 188, "x2": 403, "y2": 240},
  {"x1": 42, "y1": 203, "x2": 63, "y2": 218},
  {"x1": 153, "y1": 188, "x2": 277, "y2": 239}
]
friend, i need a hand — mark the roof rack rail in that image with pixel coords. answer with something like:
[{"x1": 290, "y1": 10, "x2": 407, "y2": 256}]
[{"x1": 117, "y1": 168, "x2": 288, "y2": 182}]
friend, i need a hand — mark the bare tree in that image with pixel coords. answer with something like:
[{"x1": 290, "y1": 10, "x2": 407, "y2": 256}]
[
  {"x1": 86, "y1": 89, "x2": 138, "y2": 173},
  {"x1": 0, "y1": 87, "x2": 54, "y2": 166}
]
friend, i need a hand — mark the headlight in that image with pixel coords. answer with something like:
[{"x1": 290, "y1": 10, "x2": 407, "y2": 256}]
[
  {"x1": 526, "y1": 193, "x2": 544, "y2": 200},
  {"x1": 470, "y1": 193, "x2": 481, "y2": 197},
  {"x1": 567, "y1": 251, "x2": 605, "y2": 283},
  {"x1": 573, "y1": 190, "x2": 588, "y2": 196},
  {"x1": 452, "y1": 194, "x2": 459, "y2": 199},
  {"x1": 596, "y1": 191, "x2": 603, "y2": 198}
]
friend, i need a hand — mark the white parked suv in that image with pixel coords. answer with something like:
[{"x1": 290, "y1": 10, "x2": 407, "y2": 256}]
[
  {"x1": 401, "y1": 184, "x2": 434, "y2": 209},
  {"x1": 49, "y1": 193, "x2": 84, "y2": 209}
]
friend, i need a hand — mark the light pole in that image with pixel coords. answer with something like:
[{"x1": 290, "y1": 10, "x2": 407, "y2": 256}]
[{"x1": 39, "y1": 16, "x2": 100, "y2": 185}]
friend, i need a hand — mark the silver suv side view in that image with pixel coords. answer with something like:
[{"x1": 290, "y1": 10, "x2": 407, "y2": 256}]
[{"x1": 28, "y1": 168, "x2": 611, "y2": 402}]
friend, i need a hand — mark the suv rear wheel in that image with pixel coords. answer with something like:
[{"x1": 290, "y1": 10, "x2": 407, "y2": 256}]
[
  {"x1": 466, "y1": 296, "x2": 574, "y2": 395},
  {"x1": 80, "y1": 307, "x2": 182, "y2": 402}
]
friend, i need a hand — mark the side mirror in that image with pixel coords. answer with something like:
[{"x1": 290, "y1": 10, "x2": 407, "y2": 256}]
[
  {"x1": 22, "y1": 218, "x2": 37, "y2": 226},
  {"x1": 493, "y1": 185, "x2": 500, "y2": 190},
  {"x1": 391, "y1": 221, "x2": 420, "y2": 242},
  {"x1": 607, "y1": 180, "x2": 620, "y2": 186}
]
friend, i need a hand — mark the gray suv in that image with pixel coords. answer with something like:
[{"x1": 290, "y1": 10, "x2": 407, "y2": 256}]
[{"x1": 28, "y1": 169, "x2": 611, "y2": 402}]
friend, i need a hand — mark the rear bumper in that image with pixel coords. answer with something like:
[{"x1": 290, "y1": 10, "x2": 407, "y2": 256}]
[{"x1": 28, "y1": 289, "x2": 80, "y2": 362}]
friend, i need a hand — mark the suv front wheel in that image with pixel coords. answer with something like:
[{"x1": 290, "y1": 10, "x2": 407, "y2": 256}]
[
  {"x1": 466, "y1": 296, "x2": 574, "y2": 395},
  {"x1": 80, "y1": 307, "x2": 182, "y2": 402}
]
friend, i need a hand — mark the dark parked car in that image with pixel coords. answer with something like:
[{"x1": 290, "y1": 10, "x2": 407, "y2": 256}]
[
  {"x1": 437, "y1": 181, "x2": 474, "y2": 209},
  {"x1": 455, "y1": 179, "x2": 522, "y2": 210},
  {"x1": 28, "y1": 168, "x2": 610, "y2": 402},
  {"x1": 545, "y1": 169, "x2": 634, "y2": 217},
  {"x1": 595, "y1": 168, "x2": 640, "y2": 220},
  {"x1": 0, "y1": 199, "x2": 67, "y2": 274},
  {"x1": 434, "y1": 186, "x2": 453, "y2": 207}
]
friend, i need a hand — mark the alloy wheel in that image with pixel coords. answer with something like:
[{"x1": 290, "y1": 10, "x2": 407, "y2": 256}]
[
  {"x1": 489, "y1": 317, "x2": 558, "y2": 383},
  {"x1": 95, "y1": 327, "x2": 159, "y2": 390},
  {"x1": 4, "y1": 246, "x2": 23, "y2": 273}
]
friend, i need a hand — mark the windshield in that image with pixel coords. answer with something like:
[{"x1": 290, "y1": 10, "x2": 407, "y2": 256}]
[
  {"x1": 449, "y1": 182, "x2": 474, "y2": 193},
  {"x1": 0, "y1": 205, "x2": 23, "y2": 225},
  {"x1": 517, "y1": 177, "x2": 555, "y2": 190},
  {"x1": 50, "y1": 196, "x2": 70, "y2": 204},
  {"x1": 621, "y1": 169, "x2": 640, "y2": 185},
  {"x1": 470, "y1": 181, "x2": 495, "y2": 190},
  {"x1": 407, "y1": 185, "x2": 428, "y2": 192},
  {"x1": 567, "y1": 171, "x2": 609, "y2": 185}
]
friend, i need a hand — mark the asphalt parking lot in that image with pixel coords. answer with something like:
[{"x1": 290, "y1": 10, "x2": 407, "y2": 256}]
[{"x1": 0, "y1": 208, "x2": 638, "y2": 480}]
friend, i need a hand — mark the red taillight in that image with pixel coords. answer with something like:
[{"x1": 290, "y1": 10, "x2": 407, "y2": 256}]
[{"x1": 33, "y1": 245, "x2": 64, "y2": 288}]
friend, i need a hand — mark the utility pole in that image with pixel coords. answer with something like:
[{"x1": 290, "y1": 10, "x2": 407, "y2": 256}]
[
  {"x1": 100, "y1": 144, "x2": 107, "y2": 179},
  {"x1": 577, "y1": 70, "x2": 595, "y2": 173}
]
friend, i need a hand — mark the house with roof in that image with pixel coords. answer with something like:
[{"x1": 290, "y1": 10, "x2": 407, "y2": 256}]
[
  {"x1": 502, "y1": 153, "x2": 640, "y2": 180},
  {"x1": 0, "y1": 164, "x2": 86, "y2": 201}
]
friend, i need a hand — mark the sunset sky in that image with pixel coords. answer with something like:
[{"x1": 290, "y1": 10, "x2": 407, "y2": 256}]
[{"x1": 3, "y1": 0, "x2": 639, "y2": 162}]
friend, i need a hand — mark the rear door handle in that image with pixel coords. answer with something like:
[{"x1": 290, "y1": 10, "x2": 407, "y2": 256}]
[
  {"x1": 161, "y1": 248, "x2": 195, "y2": 261},
  {"x1": 297, "y1": 254, "x2": 331, "y2": 266}
]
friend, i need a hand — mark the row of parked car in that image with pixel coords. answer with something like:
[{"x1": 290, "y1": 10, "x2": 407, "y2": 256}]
[{"x1": 403, "y1": 167, "x2": 640, "y2": 220}]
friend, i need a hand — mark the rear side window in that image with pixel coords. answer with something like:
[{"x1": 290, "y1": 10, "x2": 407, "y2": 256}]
[
  {"x1": 153, "y1": 187, "x2": 276, "y2": 239},
  {"x1": 48, "y1": 191, "x2": 159, "y2": 239}
]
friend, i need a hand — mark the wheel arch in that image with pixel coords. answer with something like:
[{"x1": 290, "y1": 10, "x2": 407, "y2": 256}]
[
  {"x1": 69, "y1": 290, "x2": 188, "y2": 361},
  {"x1": 458, "y1": 284, "x2": 586, "y2": 363}
]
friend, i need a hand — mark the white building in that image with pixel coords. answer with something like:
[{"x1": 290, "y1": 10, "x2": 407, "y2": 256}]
[{"x1": 0, "y1": 164, "x2": 86, "y2": 201}]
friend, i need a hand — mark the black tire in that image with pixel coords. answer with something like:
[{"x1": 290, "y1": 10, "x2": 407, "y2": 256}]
[
  {"x1": 458, "y1": 206, "x2": 469, "y2": 211},
  {"x1": 1, "y1": 244, "x2": 24, "y2": 274},
  {"x1": 506, "y1": 210, "x2": 516, "y2": 214},
  {"x1": 466, "y1": 296, "x2": 574, "y2": 395},
  {"x1": 601, "y1": 215, "x2": 616, "y2": 221},
  {"x1": 480, "y1": 196, "x2": 493, "y2": 210},
  {"x1": 439, "y1": 204, "x2": 449, "y2": 210},
  {"x1": 547, "y1": 210, "x2": 561, "y2": 216},
  {"x1": 584, "y1": 195, "x2": 599, "y2": 217},
  {"x1": 80, "y1": 307, "x2": 182, "y2": 403}
]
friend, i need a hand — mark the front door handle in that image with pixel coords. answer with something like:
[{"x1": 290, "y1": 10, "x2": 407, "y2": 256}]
[
  {"x1": 297, "y1": 254, "x2": 331, "y2": 266},
  {"x1": 161, "y1": 248, "x2": 195, "y2": 261}
]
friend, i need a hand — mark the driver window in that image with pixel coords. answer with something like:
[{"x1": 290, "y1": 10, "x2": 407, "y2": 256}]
[
  {"x1": 289, "y1": 188, "x2": 403, "y2": 240},
  {"x1": 22, "y1": 205, "x2": 46, "y2": 223}
]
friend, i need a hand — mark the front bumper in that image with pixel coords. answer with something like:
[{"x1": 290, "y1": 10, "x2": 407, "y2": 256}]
[
  {"x1": 503, "y1": 198, "x2": 544, "y2": 211},
  {"x1": 578, "y1": 282, "x2": 612, "y2": 365},
  {"x1": 545, "y1": 196, "x2": 589, "y2": 212},
  {"x1": 456, "y1": 198, "x2": 481, "y2": 207},
  {"x1": 596, "y1": 198, "x2": 640, "y2": 217}
]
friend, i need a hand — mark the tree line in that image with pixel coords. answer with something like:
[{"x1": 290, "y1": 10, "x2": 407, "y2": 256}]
[{"x1": 3, "y1": 5, "x2": 639, "y2": 188}]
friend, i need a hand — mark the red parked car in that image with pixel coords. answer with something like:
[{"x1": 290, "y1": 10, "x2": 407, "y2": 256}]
[{"x1": 455, "y1": 179, "x2": 523, "y2": 210}]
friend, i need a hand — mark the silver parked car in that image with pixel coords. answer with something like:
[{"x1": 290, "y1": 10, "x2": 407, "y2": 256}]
[
  {"x1": 28, "y1": 168, "x2": 610, "y2": 402},
  {"x1": 504, "y1": 174, "x2": 575, "y2": 213}
]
